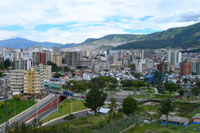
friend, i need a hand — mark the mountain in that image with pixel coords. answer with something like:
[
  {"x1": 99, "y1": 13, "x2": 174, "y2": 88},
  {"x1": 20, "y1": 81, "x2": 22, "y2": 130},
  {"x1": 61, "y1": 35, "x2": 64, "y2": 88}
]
[
  {"x1": 80, "y1": 34, "x2": 146, "y2": 46},
  {"x1": 0, "y1": 38, "x2": 76, "y2": 49},
  {"x1": 114, "y1": 22, "x2": 200, "y2": 49}
]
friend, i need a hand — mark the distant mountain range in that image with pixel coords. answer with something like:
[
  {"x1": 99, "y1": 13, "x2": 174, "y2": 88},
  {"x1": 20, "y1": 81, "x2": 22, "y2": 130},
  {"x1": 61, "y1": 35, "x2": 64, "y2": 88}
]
[
  {"x1": 0, "y1": 21, "x2": 200, "y2": 49},
  {"x1": 0, "y1": 38, "x2": 76, "y2": 49}
]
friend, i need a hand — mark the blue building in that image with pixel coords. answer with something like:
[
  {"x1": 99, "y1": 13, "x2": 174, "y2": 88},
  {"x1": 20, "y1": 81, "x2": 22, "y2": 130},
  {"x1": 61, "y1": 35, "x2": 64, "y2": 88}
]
[{"x1": 160, "y1": 115, "x2": 189, "y2": 127}]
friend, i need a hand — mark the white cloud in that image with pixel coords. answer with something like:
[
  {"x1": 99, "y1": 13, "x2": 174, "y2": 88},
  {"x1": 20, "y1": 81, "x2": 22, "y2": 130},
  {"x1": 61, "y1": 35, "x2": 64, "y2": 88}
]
[{"x1": 0, "y1": 0, "x2": 200, "y2": 43}]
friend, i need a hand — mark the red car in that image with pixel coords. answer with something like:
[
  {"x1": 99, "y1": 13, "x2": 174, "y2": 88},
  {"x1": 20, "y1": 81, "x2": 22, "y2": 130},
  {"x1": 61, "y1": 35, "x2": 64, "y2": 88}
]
[{"x1": 81, "y1": 95, "x2": 85, "y2": 98}]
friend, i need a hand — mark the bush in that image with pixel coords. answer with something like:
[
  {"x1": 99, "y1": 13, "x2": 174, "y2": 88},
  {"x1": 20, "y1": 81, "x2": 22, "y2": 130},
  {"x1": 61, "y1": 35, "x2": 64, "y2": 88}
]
[
  {"x1": 0, "y1": 101, "x2": 5, "y2": 107},
  {"x1": 64, "y1": 114, "x2": 76, "y2": 120},
  {"x1": 13, "y1": 94, "x2": 20, "y2": 100}
]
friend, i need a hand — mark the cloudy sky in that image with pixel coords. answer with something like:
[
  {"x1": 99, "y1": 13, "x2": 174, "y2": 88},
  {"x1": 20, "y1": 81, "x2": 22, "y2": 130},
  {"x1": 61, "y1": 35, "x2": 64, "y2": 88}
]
[{"x1": 0, "y1": 0, "x2": 200, "y2": 44}]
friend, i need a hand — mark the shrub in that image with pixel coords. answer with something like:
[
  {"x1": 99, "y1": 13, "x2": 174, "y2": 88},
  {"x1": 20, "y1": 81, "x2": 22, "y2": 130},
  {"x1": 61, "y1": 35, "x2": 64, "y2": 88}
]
[
  {"x1": 64, "y1": 114, "x2": 76, "y2": 120},
  {"x1": 13, "y1": 94, "x2": 20, "y2": 100},
  {"x1": 0, "y1": 101, "x2": 5, "y2": 107}
]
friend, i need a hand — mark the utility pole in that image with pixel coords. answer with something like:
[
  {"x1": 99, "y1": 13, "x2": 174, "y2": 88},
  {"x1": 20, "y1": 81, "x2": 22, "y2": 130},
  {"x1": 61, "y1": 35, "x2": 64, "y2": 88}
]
[{"x1": 4, "y1": 77, "x2": 8, "y2": 133}]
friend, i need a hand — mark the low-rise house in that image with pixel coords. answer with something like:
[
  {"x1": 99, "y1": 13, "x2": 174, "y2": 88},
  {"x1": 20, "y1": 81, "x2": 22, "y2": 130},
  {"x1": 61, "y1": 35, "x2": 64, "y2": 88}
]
[
  {"x1": 192, "y1": 113, "x2": 200, "y2": 124},
  {"x1": 160, "y1": 115, "x2": 189, "y2": 126}
]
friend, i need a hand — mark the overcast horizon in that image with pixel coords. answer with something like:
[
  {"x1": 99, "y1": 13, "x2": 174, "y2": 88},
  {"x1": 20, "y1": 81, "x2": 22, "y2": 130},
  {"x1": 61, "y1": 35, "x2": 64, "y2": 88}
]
[{"x1": 0, "y1": 0, "x2": 200, "y2": 44}]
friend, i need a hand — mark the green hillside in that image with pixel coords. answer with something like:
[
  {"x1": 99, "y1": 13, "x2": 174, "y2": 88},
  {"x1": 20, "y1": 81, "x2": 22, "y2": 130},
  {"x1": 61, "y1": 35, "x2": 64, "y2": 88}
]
[
  {"x1": 80, "y1": 34, "x2": 146, "y2": 46},
  {"x1": 114, "y1": 22, "x2": 200, "y2": 49}
]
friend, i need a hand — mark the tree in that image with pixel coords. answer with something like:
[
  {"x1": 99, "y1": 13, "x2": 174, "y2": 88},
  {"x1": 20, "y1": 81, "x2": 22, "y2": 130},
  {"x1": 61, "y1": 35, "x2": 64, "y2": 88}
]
[
  {"x1": 53, "y1": 72, "x2": 62, "y2": 78},
  {"x1": 191, "y1": 87, "x2": 200, "y2": 99},
  {"x1": 13, "y1": 94, "x2": 20, "y2": 100},
  {"x1": 165, "y1": 82, "x2": 177, "y2": 93},
  {"x1": 110, "y1": 97, "x2": 117, "y2": 113},
  {"x1": 84, "y1": 87, "x2": 107, "y2": 115},
  {"x1": 178, "y1": 89, "x2": 184, "y2": 99},
  {"x1": 47, "y1": 61, "x2": 59, "y2": 72},
  {"x1": 158, "y1": 98, "x2": 174, "y2": 128},
  {"x1": 64, "y1": 66, "x2": 70, "y2": 72},
  {"x1": 196, "y1": 81, "x2": 200, "y2": 89},
  {"x1": 64, "y1": 80, "x2": 79, "y2": 92},
  {"x1": 122, "y1": 96, "x2": 137, "y2": 115},
  {"x1": 4, "y1": 59, "x2": 11, "y2": 69},
  {"x1": 129, "y1": 64, "x2": 136, "y2": 71}
]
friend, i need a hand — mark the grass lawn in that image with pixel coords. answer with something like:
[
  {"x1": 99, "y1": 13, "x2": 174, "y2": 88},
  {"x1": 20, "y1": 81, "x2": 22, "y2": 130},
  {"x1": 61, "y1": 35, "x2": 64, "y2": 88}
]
[
  {"x1": 38, "y1": 114, "x2": 108, "y2": 133},
  {"x1": 175, "y1": 103, "x2": 200, "y2": 118},
  {"x1": 126, "y1": 122, "x2": 200, "y2": 133},
  {"x1": 43, "y1": 99, "x2": 88, "y2": 123},
  {"x1": 0, "y1": 99, "x2": 35, "y2": 124},
  {"x1": 136, "y1": 103, "x2": 161, "y2": 119},
  {"x1": 132, "y1": 94, "x2": 151, "y2": 99}
]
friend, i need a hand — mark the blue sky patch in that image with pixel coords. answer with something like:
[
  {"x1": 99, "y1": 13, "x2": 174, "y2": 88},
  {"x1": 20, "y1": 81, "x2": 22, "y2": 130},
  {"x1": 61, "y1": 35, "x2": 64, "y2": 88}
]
[
  {"x1": 0, "y1": 25, "x2": 24, "y2": 31},
  {"x1": 34, "y1": 22, "x2": 77, "y2": 31},
  {"x1": 139, "y1": 16, "x2": 154, "y2": 21}
]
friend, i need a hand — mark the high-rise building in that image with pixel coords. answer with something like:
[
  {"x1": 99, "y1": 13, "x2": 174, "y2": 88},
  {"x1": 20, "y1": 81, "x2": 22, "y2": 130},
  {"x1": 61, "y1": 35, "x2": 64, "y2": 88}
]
[
  {"x1": 196, "y1": 62, "x2": 200, "y2": 75},
  {"x1": 15, "y1": 58, "x2": 32, "y2": 70},
  {"x1": 167, "y1": 50, "x2": 182, "y2": 67},
  {"x1": 180, "y1": 60, "x2": 192, "y2": 76},
  {"x1": 64, "y1": 51, "x2": 81, "y2": 67},
  {"x1": 24, "y1": 67, "x2": 44, "y2": 95},
  {"x1": 10, "y1": 70, "x2": 25, "y2": 92},
  {"x1": 37, "y1": 52, "x2": 46, "y2": 64},
  {"x1": 52, "y1": 53, "x2": 62, "y2": 67}
]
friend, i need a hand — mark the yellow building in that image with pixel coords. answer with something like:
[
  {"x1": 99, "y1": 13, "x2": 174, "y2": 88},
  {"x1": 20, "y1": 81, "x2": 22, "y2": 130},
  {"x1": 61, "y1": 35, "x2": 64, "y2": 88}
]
[
  {"x1": 24, "y1": 67, "x2": 44, "y2": 95},
  {"x1": 52, "y1": 53, "x2": 62, "y2": 67},
  {"x1": 24, "y1": 64, "x2": 51, "y2": 95}
]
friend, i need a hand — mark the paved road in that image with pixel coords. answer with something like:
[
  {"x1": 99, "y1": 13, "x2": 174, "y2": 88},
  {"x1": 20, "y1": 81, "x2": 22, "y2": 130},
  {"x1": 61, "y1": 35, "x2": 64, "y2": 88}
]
[
  {"x1": 0, "y1": 94, "x2": 58, "y2": 132},
  {"x1": 43, "y1": 110, "x2": 89, "y2": 126}
]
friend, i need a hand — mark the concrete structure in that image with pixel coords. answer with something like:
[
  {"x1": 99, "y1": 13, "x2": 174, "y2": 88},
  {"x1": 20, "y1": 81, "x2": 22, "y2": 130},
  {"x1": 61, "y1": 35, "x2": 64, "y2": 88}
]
[
  {"x1": 192, "y1": 113, "x2": 200, "y2": 124},
  {"x1": 37, "y1": 52, "x2": 46, "y2": 64},
  {"x1": 180, "y1": 60, "x2": 192, "y2": 76},
  {"x1": 52, "y1": 53, "x2": 62, "y2": 67},
  {"x1": 10, "y1": 70, "x2": 25, "y2": 92},
  {"x1": 15, "y1": 58, "x2": 32, "y2": 70},
  {"x1": 64, "y1": 51, "x2": 81, "y2": 67},
  {"x1": 24, "y1": 66, "x2": 45, "y2": 95},
  {"x1": 160, "y1": 115, "x2": 189, "y2": 126}
]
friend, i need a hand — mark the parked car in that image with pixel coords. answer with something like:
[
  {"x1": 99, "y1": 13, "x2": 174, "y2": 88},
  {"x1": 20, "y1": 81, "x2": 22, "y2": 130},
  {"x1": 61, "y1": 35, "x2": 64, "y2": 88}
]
[{"x1": 80, "y1": 95, "x2": 85, "y2": 98}]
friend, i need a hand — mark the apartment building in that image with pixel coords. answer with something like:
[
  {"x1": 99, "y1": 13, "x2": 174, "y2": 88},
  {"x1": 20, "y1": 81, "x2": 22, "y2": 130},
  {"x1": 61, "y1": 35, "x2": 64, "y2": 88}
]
[
  {"x1": 10, "y1": 70, "x2": 25, "y2": 92},
  {"x1": 24, "y1": 67, "x2": 44, "y2": 95}
]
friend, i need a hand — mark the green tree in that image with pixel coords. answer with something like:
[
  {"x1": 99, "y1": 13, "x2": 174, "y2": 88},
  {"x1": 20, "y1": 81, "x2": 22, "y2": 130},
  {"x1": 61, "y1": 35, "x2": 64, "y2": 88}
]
[
  {"x1": 64, "y1": 66, "x2": 70, "y2": 72},
  {"x1": 122, "y1": 96, "x2": 137, "y2": 115},
  {"x1": 53, "y1": 72, "x2": 62, "y2": 78},
  {"x1": 191, "y1": 87, "x2": 200, "y2": 99},
  {"x1": 13, "y1": 94, "x2": 20, "y2": 100},
  {"x1": 110, "y1": 97, "x2": 117, "y2": 113},
  {"x1": 158, "y1": 98, "x2": 175, "y2": 128},
  {"x1": 47, "y1": 61, "x2": 59, "y2": 72},
  {"x1": 4, "y1": 59, "x2": 11, "y2": 69},
  {"x1": 165, "y1": 82, "x2": 177, "y2": 93},
  {"x1": 84, "y1": 87, "x2": 107, "y2": 115},
  {"x1": 129, "y1": 64, "x2": 136, "y2": 71},
  {"x1": 64, "y1": 80, "x2": 79, "y2": 92},
  {"x1": 196, "y1": 81, "x2": 200, "y2": 89},
  {"x1": 178, "y1": 89, "x2": 184, "y2": 99},
  {"x1": 0, "y1": 61, "x2": 5, "y2": 70}
]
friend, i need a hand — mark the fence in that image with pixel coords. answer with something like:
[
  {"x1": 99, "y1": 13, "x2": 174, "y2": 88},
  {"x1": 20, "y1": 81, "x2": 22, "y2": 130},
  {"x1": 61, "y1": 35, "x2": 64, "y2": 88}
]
[{"x1": 93, "y1": 113, "x2": 141, "y2": 133}]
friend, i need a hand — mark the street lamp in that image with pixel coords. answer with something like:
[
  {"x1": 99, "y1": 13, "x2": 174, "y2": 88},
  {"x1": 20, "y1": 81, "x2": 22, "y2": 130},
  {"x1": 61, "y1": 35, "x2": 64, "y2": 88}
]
[{"x1": 70, "y1": 83, "x2": 73, "y2": 114}]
